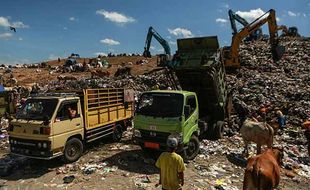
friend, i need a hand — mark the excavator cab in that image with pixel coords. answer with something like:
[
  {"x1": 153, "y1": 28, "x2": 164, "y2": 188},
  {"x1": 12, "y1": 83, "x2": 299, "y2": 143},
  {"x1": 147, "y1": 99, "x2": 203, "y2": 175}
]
[
  {"x1": 288, "y1": 27, "x2": 300, "y2": 37},
  {"x1": 157, "y1": 54, "x2": 168, "y2": 66}
]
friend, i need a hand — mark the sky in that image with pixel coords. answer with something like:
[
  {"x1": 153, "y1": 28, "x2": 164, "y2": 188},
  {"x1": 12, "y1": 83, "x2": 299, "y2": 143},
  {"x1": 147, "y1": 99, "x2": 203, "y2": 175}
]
[{"x1": 0, "y1": 0, "x2": 309, "y2": 64}]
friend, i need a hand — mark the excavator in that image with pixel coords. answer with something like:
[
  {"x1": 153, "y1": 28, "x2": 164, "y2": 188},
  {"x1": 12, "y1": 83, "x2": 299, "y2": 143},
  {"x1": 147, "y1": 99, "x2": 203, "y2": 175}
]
[
  {"x1": 143, "y1": 26, "x2": 171, "y2": 58},
  {"x1": 223, "y1": 9, "x2": 285, "y2": 68},
  {"x1": 228, "y1": 9, "x2": 263, "y2": 41},
  {"x1": 277, "y1": 25, "x2": 300, "y2": 37},
  {"x1": 142, "y1": 26, "x2": 179, "y2": 67}
]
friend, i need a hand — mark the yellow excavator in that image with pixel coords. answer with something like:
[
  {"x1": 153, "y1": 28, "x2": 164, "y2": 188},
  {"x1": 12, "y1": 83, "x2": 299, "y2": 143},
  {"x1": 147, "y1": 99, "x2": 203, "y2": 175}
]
[{"x1": 223, "y1": 9, "x2": 285, "y2": 68}]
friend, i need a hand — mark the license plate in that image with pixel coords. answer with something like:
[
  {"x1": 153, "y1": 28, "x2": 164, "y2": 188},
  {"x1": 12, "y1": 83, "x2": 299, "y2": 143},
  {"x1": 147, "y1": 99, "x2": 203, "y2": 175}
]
[
  {"x1": 149, "y1": 125, "x2": 156, "y2": 130},
  {"x1": 144, "y1": 142, "x2": 159, "y2": 149}
]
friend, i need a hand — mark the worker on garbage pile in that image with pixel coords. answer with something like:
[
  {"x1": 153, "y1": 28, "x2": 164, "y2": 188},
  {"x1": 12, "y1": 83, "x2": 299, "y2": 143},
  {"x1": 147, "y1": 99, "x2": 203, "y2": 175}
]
[
  {"x1": 155, "y1": 137, "x2": 185, "y2": 190},
  {"x1": 275, "y1": 108, "x2": 286, "y2": 129},
  {"x1": 302, "y1": 120, "x2": 310, "y2": 156},
  {"x1": 259, "y1": 105, "x2": 269, "y2": 122},
  {"x1": 152, "y1": 84, "x2": 160, "y2": 90}
]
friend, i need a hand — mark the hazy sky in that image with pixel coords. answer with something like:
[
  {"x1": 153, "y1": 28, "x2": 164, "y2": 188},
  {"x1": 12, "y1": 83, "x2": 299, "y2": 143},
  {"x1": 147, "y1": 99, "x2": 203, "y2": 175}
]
[{"x1": 0, "y1": 0, "x2": 309, "y2": 64}]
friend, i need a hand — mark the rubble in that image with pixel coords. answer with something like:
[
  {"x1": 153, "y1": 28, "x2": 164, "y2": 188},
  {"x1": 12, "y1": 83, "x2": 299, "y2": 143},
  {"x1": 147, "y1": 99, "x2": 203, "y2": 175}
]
[{"x1": 228, "y1": 37, "x2": 310, "y2": 127}]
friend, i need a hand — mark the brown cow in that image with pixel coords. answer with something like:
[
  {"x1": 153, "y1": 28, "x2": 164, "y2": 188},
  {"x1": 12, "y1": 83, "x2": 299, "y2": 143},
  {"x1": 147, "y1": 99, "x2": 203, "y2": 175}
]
[
  {"x1": 91, "y1": 70, "x2": 110, "y2": 78},
  {"x1": 243, "y1": 148, "x2": 283, "y2": 190},
  {"x1": 241, "y1": 118, "x2": 274, "y2": 156}
]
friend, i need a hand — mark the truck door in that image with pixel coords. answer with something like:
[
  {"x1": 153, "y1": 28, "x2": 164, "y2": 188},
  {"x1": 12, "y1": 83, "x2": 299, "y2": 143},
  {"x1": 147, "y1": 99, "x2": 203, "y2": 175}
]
[
  {"x1": 183, "y1": 95, "x2": 198, "y2": 144},
  {"x1": 52, "y1": 100, "x2": 83, "y2": 150}
]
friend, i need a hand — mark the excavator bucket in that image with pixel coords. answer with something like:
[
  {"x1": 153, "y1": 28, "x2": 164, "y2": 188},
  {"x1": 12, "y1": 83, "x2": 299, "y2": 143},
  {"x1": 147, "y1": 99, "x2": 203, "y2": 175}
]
[
  {"x1": 272, "y1": 44, "x2": 285, "y2": 62},
  {"x1": 143, "y1": 49, "x2": 151, "y2": 58}
]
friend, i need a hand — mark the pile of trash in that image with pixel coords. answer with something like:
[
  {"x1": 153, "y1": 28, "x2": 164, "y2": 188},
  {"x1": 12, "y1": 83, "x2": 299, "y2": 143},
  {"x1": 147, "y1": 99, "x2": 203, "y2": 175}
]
[
  {"x1": 37, "y1": 69, "x2": 172, "y2": 95},
  {"x1": 227, "y1": 37, "x2": 310, "y2": 127}
]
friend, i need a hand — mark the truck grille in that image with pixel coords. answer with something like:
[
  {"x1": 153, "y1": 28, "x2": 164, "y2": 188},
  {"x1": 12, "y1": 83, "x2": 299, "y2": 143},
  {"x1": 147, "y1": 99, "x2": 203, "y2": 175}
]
[{"x1": 9, "y1": 137, "x2": 52, "y2": 158}]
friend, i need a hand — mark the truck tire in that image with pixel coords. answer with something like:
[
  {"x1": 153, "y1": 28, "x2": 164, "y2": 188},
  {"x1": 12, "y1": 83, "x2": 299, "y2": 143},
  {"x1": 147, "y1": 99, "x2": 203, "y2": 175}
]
[
  {"x1": 185, "y1": 135, "x2": 200, "y2": 160},
  {"x1": 63, "y1": 138, "x2": 83, "y2": 163},
  {"x1": 112, "y1": 124, "x2": 123, "y2": 142},
  {"x1": 213, "y1": 121, "x2": 224, "y2": 139}
]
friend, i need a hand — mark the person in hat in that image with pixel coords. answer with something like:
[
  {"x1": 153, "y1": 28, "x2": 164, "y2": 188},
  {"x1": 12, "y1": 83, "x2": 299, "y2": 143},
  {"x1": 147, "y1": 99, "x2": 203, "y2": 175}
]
[{"x1": 155, "y1": 137, "x2": 185, "y2": 190}]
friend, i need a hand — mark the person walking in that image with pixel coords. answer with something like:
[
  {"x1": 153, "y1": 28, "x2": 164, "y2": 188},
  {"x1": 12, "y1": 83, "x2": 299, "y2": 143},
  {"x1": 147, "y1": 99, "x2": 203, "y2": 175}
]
[{"x1": 155, "y1": 137, "x2": 185, "y2": 190}]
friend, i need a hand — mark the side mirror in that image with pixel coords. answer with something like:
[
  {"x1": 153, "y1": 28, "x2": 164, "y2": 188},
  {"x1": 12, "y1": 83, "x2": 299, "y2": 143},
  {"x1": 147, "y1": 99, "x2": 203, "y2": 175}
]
[{"x1": 184, "y1": 105, "x2": 191, "y2": 119}]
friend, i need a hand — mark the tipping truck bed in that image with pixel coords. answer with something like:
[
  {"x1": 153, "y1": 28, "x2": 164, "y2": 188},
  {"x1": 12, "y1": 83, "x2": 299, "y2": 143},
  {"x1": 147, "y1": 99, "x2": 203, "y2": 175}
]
[{"x1": 174, "y1": 36, "x2": 229, "y2": 122}]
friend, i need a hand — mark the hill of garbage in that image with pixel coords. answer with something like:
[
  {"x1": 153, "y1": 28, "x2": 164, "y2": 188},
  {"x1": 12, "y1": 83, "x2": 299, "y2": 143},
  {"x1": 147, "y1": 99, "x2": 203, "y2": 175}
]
[{"x1": 227, "y1": 36, "x2": 310, "y2": 127}]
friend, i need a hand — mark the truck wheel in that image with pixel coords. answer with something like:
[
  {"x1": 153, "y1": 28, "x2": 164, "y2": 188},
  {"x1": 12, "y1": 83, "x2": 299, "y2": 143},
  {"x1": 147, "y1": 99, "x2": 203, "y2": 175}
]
[
  {"x1": 185, "y1": 135, "x2": 200, "y2": 160},
  {"x1": 63, "y1": 138, "x2": 83, "y2": 163},
  {"x1": 112, "y1": 124, "x2": 123, "y2": 142},
  {"x1": 213, "y1": 121, "x2": 224, "y2": 139}
]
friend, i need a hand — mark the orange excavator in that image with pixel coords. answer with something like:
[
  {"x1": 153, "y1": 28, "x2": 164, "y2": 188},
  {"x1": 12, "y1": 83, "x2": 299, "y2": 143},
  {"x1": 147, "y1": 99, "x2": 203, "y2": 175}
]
[{"x1": 223, "y1": 9, "x2": 285, "y2": 68}]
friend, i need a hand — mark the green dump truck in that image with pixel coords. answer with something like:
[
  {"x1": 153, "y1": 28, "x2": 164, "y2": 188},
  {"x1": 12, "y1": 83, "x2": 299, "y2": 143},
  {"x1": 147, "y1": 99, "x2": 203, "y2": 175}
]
[
  {"x1": 133, "y1": 36, "x2": 231, "y2": 159},
  {"x1": 9, "y1": 88, "x2": 134, "y2": 162}
]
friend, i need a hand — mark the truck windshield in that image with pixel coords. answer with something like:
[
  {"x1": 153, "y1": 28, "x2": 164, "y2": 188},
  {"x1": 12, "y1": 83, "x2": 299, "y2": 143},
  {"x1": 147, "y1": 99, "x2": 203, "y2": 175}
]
[
  {"x1": 16, "y1": 99, "x2": 58, "y2": 121},
  {"x1": 137, "y1": 93, "x2": 183, "y2": 117}
]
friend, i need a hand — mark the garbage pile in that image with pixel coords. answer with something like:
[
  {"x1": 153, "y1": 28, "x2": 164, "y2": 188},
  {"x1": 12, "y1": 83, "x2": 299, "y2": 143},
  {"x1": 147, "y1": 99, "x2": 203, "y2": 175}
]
[
  {"x1": 227, "y1": 37, "x2": 310, "y2": 127},
  {"x1": 44, "y1": 69, "x2": 171, "y2": 94}
]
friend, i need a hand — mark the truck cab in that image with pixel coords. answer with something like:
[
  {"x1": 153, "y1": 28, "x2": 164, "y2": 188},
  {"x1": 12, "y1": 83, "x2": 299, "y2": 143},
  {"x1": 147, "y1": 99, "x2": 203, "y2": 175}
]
[
  {"x1": 9, "y1": 88, "x2": 134, "y2": 162},
  {"x1": 133, "y1": 90, "x2": 200, "y2": 159}
]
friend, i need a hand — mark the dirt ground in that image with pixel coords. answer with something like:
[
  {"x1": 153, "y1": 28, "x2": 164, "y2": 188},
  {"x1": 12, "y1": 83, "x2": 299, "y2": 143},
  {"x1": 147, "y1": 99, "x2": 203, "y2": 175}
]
[
  {"x1": 0, "y1": 129, "x2": 309, "y2": 190},
  {"x1": 0, "y1": 56, "x2": 157, "y2": 87}
]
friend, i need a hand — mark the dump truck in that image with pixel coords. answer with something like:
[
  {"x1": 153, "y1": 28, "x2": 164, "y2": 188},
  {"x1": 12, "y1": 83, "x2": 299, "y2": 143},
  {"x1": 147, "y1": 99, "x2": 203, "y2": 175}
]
[
  {"x1": 133, "y1": 36, "x2": 231, "y2": 160},
  {"x1": 8, "y1": 88, "x2": 134, "y2": 162}
]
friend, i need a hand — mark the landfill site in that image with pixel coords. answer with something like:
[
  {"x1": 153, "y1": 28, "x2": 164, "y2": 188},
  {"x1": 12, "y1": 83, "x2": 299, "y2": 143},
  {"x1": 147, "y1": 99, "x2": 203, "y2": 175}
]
[{"x1": 0, "y1": 6, "x2": 310, "y2": 190}]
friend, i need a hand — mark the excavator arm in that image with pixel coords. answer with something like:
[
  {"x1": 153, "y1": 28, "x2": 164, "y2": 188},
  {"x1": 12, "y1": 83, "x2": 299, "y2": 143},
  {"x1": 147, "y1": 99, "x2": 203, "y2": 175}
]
[
  {"x1": 143, "y1": 27, "x2": 171, "y2": 57},
  {"x1": 224, "y1": 9, "x2": 285, "y2": 68},
  {"x1": 228, "y1": 9, "x2": 249, "y2": 36},
  {"x1": 228, "y1": 9, "x2": 263, "y2": 41}
]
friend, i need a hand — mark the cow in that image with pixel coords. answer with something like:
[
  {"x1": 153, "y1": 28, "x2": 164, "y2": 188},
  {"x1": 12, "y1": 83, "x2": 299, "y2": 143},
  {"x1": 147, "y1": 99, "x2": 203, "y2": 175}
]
[
  {"x1": 91, "y1": 70, "x2": 110, "y2": 78},
  {"x1": 57, "y1": 75, "x2": 77, "y2": 82},
  {"x1": 114, "y1": 66, "x2": 131, "y2": 77},
  {"x1": 241, "y1": 118, "x2": 274, "y2": 156},
  {"x1": 243, "y1": 148, "x2": 283, "y2": 190}
]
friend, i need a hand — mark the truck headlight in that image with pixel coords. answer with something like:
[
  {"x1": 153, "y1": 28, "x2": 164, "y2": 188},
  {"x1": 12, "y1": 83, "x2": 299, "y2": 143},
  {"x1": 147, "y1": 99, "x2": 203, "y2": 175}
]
[
  {"x1": 43, "y1": 143, "x2": 47, "y2": 148},
  {"x1": 38, "y1": 143, "x2": 42, "y2": 148},
  {"x1": 133, "y1": 129, "x2": 141, "y2": 138}
]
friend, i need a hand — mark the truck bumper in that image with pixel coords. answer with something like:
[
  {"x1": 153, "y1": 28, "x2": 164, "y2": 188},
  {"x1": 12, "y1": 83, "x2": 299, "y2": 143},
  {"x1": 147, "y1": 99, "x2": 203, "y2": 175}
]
[
  {"x1": 133, "y1": 137, "x2": 185, "y2": 152},
  {"x1": 9, "y1": 137, "x2": 59, "y2": 160}
]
